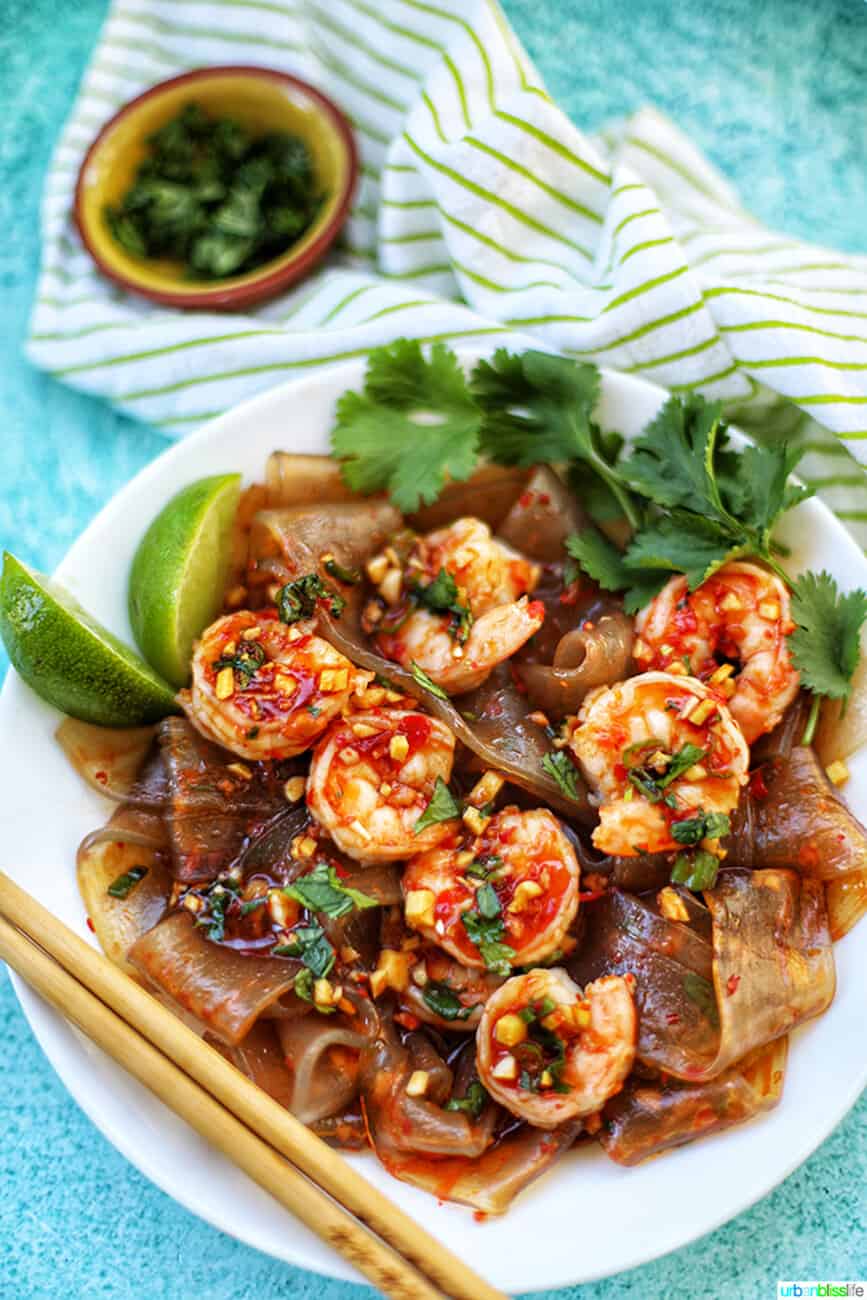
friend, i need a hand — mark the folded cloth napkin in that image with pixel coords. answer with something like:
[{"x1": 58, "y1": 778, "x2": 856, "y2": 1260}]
[{"x1": 27, "y1": 0, "x2": 867, "y2": 543}]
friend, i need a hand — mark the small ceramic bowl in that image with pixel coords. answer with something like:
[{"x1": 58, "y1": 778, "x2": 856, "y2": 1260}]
[{"x1": 75, "y1": 66, "x2": 357, "y2": 310}]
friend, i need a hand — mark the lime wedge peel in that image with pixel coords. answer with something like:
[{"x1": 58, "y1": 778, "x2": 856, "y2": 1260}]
[
  {"x1": 128, "y1": 473, "x2": 242, "y2": 688},
  {"x1": 0, "y1": 552, "x2": 178, "y2": 727}
]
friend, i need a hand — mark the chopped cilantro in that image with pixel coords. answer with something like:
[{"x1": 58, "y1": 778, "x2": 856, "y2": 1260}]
[
  {"x1": 541, "y1": 750, "x2": 583, "y2": 802},
  {"x1": 107, "y1": 865, "x2": 148, "y2": 899},
  {"x1": 445, "y1": 1080, "x2": 488, "y2": 1118},
  {"x1": 277, "y1": 573, "x2": 345, "y2": 624},
  {"x1": 411, "y1": 567, "x2": 473, "y2": 643},
  {"x1": 322, "y1": 556, "x2": 360, "y2": 584},
  {"x1": 284, "y1": 861, "x2": 378, "y2": 919},
  {"x1": 670, "y1": 849, "x2": 721, "y2": 892},
  {"x1": 272, "y1": 922, "x2": 335, "y2": 978},
  {"x1": 422, "y1": 982, "x2": 478, "y2": 1021},
  {"x1": 214, "y1": 639, "x2": 266, "y2": 685},
  {"x1": 409, "y1": 660, "x2": 449, "y2": 700},
  {"x1": 627, "y1": 743, "x2": 706, "y2": 804},
  {"x1": 461, "y1": 885, "x2": 516, "y2": 975},
  {"x1": 414, "y1": 777, "x2": 461, "y2": 834},
  {"x1": 670, "y1": 811, "x2": 731, "y2": 846}
]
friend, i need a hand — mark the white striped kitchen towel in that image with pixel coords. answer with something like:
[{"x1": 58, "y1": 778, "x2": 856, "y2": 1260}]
[{"x1": 27, "y1": 0, "x2": 867, "y2": 541}]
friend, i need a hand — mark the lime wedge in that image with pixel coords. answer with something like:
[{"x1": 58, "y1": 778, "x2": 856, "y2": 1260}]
[
  {"x1": 128, "y1": 473, "x2": 242, "y2": 688},
  {"x1": 0, "y1": 552, "x2": 178, "y2": 725}
]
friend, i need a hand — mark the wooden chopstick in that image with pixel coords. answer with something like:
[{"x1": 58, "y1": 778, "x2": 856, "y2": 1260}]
[
  {"x1": 0, "y1": 915, "x2": 443, "y2": 1300},
  {"x1": 0, "y1": 874, "x2": 508, "y2": 1300}
]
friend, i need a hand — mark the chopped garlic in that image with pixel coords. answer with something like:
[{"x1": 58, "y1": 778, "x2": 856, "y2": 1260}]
[
  {"x1": 494, "y1": 1014, "x2": 528, "y2": 1048},
  {"x1": 283, "y1": 776, "x2": 306, "y2": 803},
  {"x1": 467, "y1": 770, "x2": 505, "y2": 808},
  {"x1": 215, "y1": 666, "x2": 235, "y2": 700},
  {"x1": 491, "y1": 1054, "x2": 518, "y2": 1081},
  {"x1": 508, "y1": 880, "x2": 544, "y2": 914},
  {"x1": 405, "y1": 888, "x2": 436, "y2": 930},
  {"x1": 826, "y1": 759, "x2": 850, "y2": 787},
  {"x1": 406, "y1": 1070, "x2": 429, "y2": 1098},
  {"x1": 389, "y1": 733, "x2": 409, "y2": 762}
]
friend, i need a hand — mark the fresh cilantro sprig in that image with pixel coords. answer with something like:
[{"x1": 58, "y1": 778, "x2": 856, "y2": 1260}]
[
  {"x1": 471, "y1": 350, "x2": 640, "y2": 529},
  {"x1": 789, "y1": 571, "x2": 867, "y2": 743},
  {"x1": 540, "y1": 750, "x2": 584, "y2": 803},
  {"x1": 444, "y1": 1080, "x2": 488, "y2": 1118},
  {"x1": 332, "y1": 340, "x2": 482, "y2": 512}
]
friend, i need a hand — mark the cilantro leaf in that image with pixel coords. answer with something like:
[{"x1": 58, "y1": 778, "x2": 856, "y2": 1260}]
[
  {"x1": 733, "y1": 442, "x2": 812, "y2": 543},
  {"x1": 214, "y1": 639, "x2": 266, "y2": 684},
  {"x1": 623, "y1": 513, "x2": 745, "y2": 590},
  {"x1": 682, "y1": 970, "x2": 721, "y2": 1025},
  {"x1": 622, "y1": 395, "x2": 731, "y2": 520},
  {"x1": 284, "y1": 861, "x2": 378, "y2": 919},
  {"x1": 107, "y1": 866, "x2": 148, "y2": 899},
  {"x1": 332, "y1": 340, "x2": 481, "y2": 512},
  {"x1": 273, "y1": 922, "x2": 335, "y2": 978},
  {"x1": 422, "y1": 982, "x2": 478, "y2": 1021},
  {"x1": 461, "y1": 885, "x2": 516, "y2": 975},
  {"x1": 445, "y1": 1080, "x2": 488, "y2": 1118},
  {"x1": 411, "y1": 567, "x2": 473, "y2": 643},
  {"x1": 565, "y1": 531, "x2": 630, "y2": 593},
  {"x1": 670, "y1": 811, "x2": 731, "y2": 846},
  {"x1": 414, "y1": 777, "x2": 461, "y2": 834},
  {"x1": 472, "y1": 350, "x2": 639, "y2": 528},
  {"x1": 789, "y1": 571, "x2": 867, "y2": 701},
  {"x1": 541, "y1": 750, "x2": 584, "y2": 802},
  {"x1": 277, "y1": 574, "x2": 345, "y2": 624}
]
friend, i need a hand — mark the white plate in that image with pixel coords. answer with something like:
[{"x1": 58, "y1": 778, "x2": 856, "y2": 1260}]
[{"x1": 2, "y1": 354, "x2": 866, "y2": 1293}]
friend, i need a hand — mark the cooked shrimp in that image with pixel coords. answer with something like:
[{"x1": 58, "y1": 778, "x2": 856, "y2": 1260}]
[
  {"x1": 634, "y1": 562, "x2": 799, "y2": 744},
  {"x1": 570, "y1": 671, "x2": 749, "y2": 857},
  {"x1": 373, "y1": 516, "x2": 544, "y2": 695},
  {"x1": 403, "y1": 807, "x2": 580, "y2": 971},
  {"x1": 184, "y1": 610, "x2": 363, "y2": 761},
  {"x1": 306, "y1": 709, "x2": 458, "y2": 862},
  {"x1": 477, "y1": 969, "x2": 636, "y2": 1127},
  {"x1": 401, "y1": 947, "x2": 505, "y2": 1032}
]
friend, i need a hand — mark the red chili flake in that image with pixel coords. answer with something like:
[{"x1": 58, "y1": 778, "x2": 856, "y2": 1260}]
[
  {"x1": 559, "y1": 583, "x2": 580, "y2": 606},
  {"x1": 518, "y1": 491, "x2": 535, "y2": 509},
  {"x1": 527, "y1": 600, "x2": 545, "y2": 622},
  {"x1": 665, "y1": 1013, "x2": 681, "y2": 1025},
  {"x1": 394, "y1": 1011, "x2": 420, "y2": 1031},
  {"x1": 581, "y1": 620, "x2": 595, "y2": 632},
  {"x1": 94, "y1": 770, "x2": 108, "y2": 785},
  {"x1": 86, "y1": 917, "x2": 95, "y2": 933},
  {"x1": 509, "y1": 662, "x2": 528, "y2": 696},
  {"x1": 726, "y1": 974, "x2": 740, "y2": 997},
  {"x1": 537, "y1": 493, "x2": 551, "y2": 506},
  {"x1": 749, "y1": 768, "x2": 769, "y2": 800},
  {"x1": 578, "y1": 887, "x2": 607, "y2": 903},
  {"x1": 473, "y1": 1210, "x2": 488, "y2": 1223}
]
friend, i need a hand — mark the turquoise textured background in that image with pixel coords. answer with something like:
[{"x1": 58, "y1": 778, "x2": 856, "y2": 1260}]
[{"x1": 1, "y1": 1, "x2": 866, "y2": 1296}]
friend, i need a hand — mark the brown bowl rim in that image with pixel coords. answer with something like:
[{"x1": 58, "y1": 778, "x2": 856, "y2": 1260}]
[{"x1": 74, "y1": 65, "x2": 359, "y2": 311}]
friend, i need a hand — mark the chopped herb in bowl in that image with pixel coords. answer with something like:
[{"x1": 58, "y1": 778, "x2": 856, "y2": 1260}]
[{"x1": 105, "y1": 102, "x2": 324, "y2": 279}]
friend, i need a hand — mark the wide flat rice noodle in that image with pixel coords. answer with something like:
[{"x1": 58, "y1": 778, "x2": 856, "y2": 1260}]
[
  {"x1": 378, "y1": 1118, "x2": 582, "y2": 1216},
  {"x1": 129, "y1": 910, "x2": 302, "y2": 1045},
  {"x1": 77, "y1": 807, "x2": 172, "y2": 979},
  {"x1": 409, "y1": 464, "x2": 530, "y2": 533},
  {"x1": 266, "y1": 452, "x2": 361, "y2": 507},
  {"x1": 520, "y1": 612, "x2": 634, "y2": 718},
  {"x1": 57, "y1": 719, "x2": 160, "y2": 802},
  {"x1": 726, "y1": 746, "x2": 867, "y2": 940},
  {"x1": 570, "y1": 870, "x2": 834, "y2": 1081},
  {"x1": 215, "y1": 1021, "x2": 295, "y2": 1110},
  {"x1": 277, "y1": 992, "x2": 377, "y2": 1124},
  {"x1": 497, "y1": 465, "x2": 589, "y2": 561},
  {"x1": 158, "y1": 717, "x2": 290, "y2": 883},
  {"x1": 360, "y1": 1029, "x2": 496, "y2": 1161},
  {"x1": 601, "y1": 1038, "x2": 788, "y2": 1166}
]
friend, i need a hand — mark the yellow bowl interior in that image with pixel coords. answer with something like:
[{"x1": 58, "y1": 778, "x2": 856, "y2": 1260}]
[{"x1": 78, "y1": 72, "x2": 352, "y2": 299}]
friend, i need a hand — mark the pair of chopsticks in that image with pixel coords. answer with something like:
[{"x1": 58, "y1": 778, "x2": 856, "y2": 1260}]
[{"x1": 0, "y1": 872, "x2": 508, "y2": 1300}]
